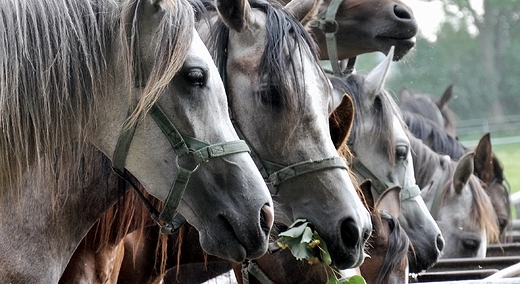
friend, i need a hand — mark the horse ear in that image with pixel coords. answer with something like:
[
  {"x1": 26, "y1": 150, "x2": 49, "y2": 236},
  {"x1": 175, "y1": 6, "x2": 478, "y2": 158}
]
[
  {"x1": 329, "y1": 94, "x2": 354, "y2": 149},
  {"x1": 376, "y1": 186, "x2": 402, "y2": 219},
  {"x1": 359, "y1": 180, "x2": 375, "y2": 211},
  {"x1": 453, "y1": 152, "x2": 475, "y2": 194},
  {"x1": 364, "y1": 46, "x2": 394, "y2": 100},
  {"x1": 216, "y1": 0, "x2": 254, "y2": 32},
  {"x1": 474, "y1": 133, "x2": 493, "y2": 183},
  {"x1": 284, "y1": 0, "x2": 322, "y2": 26},
  {"x1": 437, "y1": 84, "x2": 454, "y2": 111}
]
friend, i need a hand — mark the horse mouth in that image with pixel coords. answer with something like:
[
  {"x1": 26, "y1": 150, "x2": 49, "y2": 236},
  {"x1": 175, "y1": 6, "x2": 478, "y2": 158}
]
[{"x1": 375, "y1": 35, "x2": 416, "y2": 60}]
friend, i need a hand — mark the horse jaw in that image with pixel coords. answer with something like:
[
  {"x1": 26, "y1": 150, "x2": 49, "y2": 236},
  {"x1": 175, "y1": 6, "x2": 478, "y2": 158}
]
[{"x1": 364, "y1": 46, "x2": 394, "y2": 100}]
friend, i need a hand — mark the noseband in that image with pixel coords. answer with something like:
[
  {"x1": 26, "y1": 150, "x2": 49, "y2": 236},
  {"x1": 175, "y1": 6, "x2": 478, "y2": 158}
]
[
  {"x1": 349, "y1": 156, "x2": 421, "y2": 202},
  {"x1": 112, "y1": 103, "x2": 251, "y2": 234}
]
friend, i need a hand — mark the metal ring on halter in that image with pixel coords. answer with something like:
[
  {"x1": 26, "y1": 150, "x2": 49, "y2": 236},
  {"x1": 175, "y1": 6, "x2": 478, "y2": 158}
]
[{"x1": 175, "y1": 153, "x2": 200, "y2": 173}]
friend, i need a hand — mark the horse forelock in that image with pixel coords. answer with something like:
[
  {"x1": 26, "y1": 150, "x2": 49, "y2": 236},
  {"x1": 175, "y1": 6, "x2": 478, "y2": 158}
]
[
  {"x1": 123, "y1": 0, "x2": 194, "y2": 127},
  {"x1": 439, "y1": 173, "x2": 499, "y2": 243},
  {"x1": 343, "y1": 75, "x2": 397, "y2": 163},
  {"x1": 205, "y1": 0, "x2": 322, "y2": 119},
  {"x1": 377, "y1": 211, "x2": 409, "y2": 284}
]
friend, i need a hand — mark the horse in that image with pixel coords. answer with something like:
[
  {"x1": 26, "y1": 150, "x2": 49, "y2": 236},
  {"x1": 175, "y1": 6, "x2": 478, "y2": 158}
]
[
  {"x1": 197, "y1": 0, "x2": 371, "y2": 268},
  {"x1": 289, "y1": 0, "x2": 418, "y2": 61},
  {"x1": 403, "y1": 110, "x2": 511, "y2": 241},
  {"x1": 0, "y1": 0, "x2": 275, "y2": 281},
  {"x1": 59, "y1": 0, "x2": 371, "y2": 281},
  {"x1": 327, "y1": 47, "x2": 444, "y2": 273},
  {"x1": 399, "y1": 84, "x2": 458, "y2": 137},
  {"x1": 409, "y1": 134, "x2": 500, "y2": 258},
  {"x1": 233, "y1": 181, "x2": 410, "y2": 284}
]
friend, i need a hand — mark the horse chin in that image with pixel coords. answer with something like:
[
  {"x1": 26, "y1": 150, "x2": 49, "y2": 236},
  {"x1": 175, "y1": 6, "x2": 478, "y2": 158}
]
[
  {"x1": 330, "y1": 243, "x2": 366, "y2": 270},
  {"x1": 407, "y1": 249, "x2": 439, "y2": 273},
  {"x1": 197, "y1": 224, "x2": 269, "y2": 263},
  {"x1": 375, "y1": 36, "x2": 416, "y2": 61}
]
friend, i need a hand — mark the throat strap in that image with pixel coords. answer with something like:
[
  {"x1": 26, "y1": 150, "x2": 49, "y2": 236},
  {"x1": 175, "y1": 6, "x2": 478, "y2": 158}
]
[{"x1": 351, "y1": 157, "x2": 421, "y2": 201}]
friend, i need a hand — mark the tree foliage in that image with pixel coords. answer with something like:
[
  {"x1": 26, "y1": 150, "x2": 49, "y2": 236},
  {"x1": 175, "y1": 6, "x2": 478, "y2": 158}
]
[{"x1": 356, "y1": 0, "x2": 520, "y2": 121}]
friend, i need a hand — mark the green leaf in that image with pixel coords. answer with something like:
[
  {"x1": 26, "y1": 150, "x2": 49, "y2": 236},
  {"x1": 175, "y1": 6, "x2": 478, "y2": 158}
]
[
  {"x1": 300, "y1": 226, "x2": 313, "y2": 243},
  {"x1": 313, "y1": 231, "x2": 332, "y2": 265},
  {"x1": 278, "y1": 221, "x2": 309, "y2": 238},
  {"x1": 289, "y1": 242, "x2": 313, "y2": 260},
  {"x1": 344, "y1": 275, "x2": 367, "y2": 284},
  {"x1": 327, "y1": 276, "x2": 340, "y2": 284}
]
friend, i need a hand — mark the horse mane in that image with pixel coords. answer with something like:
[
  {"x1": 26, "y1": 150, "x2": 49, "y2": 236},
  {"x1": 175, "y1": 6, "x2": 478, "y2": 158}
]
[
  {"x1": 441, "y1": 175, "x2": 500, "y2": 243},
  {"x1": 376, "y1": 211, "x2": 409, "y2": 284},
  {"x1": 330, "y1": 74, "x2": 401, "y2": 164},
  {"x1": 403, "y1": 111, "x2": 467, "y2": 160},
  {"x1": 203, "y1": 0, "x2": 323, "y2": 116},
  {"x1": 408, "y1": 133, "x2": 446, "y2": 189},
  {"x1": 0, "y1": 0, "x2": 193, "y2": 205}
]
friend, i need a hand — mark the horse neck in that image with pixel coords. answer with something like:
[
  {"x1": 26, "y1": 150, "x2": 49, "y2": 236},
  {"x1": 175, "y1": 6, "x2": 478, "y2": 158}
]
[{"x1": 408, "y1": 134, "x2": 449, "y2": 189}]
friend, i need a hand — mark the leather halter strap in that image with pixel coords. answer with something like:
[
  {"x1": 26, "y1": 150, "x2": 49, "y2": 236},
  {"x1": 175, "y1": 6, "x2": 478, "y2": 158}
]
[
  {"x1": 309, "y1": 0, "x2": 356, "y2": 76},
  {"x1": 231, "y1": 123, "x2": 348, "y2": 194},
  {"x1": 350, "y1": 157, "x2": 421, "y2": 201},
  {"x1": 112, "y1": 103, "x2": 250, "y2": 234}
]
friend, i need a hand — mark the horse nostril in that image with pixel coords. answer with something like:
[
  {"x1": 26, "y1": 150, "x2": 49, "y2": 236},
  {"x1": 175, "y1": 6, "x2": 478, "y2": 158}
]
[
  {"x1": 260, "y1": 204, "x2": 274, "y2": 233},
  {"x1": 436, "y1": 234, "x2": 445, "y2": 252},
  {"x1": 340, "y1": 218, "x2": 361, "y2": 248},
  {"x1": 394, "y1": 4, "x2": 412, "y2": 20}
]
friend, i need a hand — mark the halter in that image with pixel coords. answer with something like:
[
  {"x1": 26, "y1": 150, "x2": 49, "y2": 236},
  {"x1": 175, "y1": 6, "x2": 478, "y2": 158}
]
[
  {"x1": 112, "y1": 103, "x2": 251, "y2": 234},
  {"x1": 349, "y1": 157, "x2": 421, "y2": 202},
  {"x1": 309, "y1": 0, "x2": 356, "y2": 76}
]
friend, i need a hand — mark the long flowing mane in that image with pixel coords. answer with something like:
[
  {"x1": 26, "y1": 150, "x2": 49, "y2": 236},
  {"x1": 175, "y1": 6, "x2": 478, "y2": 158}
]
[
  {"x1": 330, "y1": 74, "x2": 402, "y2": 164},
  {"x1": 403, "y1": 111, "x2": 466, "y2": 159},
  {"x1": 0, "y1": 0, "x2": 193, "y2": 203},
  {"x1": 202, "y1": 0, "x2": 323, "y2": 116}
]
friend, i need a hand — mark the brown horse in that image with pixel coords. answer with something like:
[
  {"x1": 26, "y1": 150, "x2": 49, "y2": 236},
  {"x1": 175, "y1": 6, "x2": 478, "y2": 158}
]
[
  {"x1": 233, "y1": 182, "x2": 409, "y2": 284},
  {"x1": 297, "y1": 0, "x2": 419, "y2": 61}
]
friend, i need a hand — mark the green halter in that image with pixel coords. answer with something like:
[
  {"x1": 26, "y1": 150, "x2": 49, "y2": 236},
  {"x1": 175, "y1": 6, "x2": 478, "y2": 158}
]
[{"x1": 112, "y1": 103, "x2": 251, "y2": 234}]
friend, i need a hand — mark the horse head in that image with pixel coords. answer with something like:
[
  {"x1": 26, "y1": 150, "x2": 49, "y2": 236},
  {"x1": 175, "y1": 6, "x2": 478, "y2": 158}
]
[
  {"x1": 202, "y1": 0, "x2": 371, "y2": 269},
  {"x1": 329, "y1": 47, "x2": 445, "y2": 273}
]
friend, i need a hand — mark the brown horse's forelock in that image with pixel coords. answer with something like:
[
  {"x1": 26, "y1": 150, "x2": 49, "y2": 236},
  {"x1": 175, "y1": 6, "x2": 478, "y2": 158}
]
[
  {"x1": 377, "y1": 211, "x2": 409, "y2": 284},
  {"x1": 0, "y1": 0, "x2": 193, "y2": 206}
]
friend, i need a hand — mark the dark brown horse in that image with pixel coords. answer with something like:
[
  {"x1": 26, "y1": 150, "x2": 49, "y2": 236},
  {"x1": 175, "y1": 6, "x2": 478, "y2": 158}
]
[
  {"x1": 232, "y1": 182, "x2": 409, "y2": 284},
  {"x1": 302, "y1": 0, "x2": 418, "y2": 61}
]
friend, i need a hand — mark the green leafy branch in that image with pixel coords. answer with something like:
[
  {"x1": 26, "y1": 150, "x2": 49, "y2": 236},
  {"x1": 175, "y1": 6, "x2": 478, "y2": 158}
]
[{"x1": 276, "y1": 219, "x2": 366, "y2": 284}]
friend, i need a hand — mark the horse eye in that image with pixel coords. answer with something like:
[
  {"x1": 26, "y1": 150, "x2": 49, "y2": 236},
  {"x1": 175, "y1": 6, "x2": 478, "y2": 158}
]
[
  {"x1": 462, "y1": 239, "x2": 479, "y2": 251},
  {"x1": 184, "y1": 68, "x2": 206, "y2": 86},
  {"x1": 498, "y1": 218, "x2": 508, "y2": 231},
  {"x1": 395, "y1": 145, "x2": 408, "y2": 160}
]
